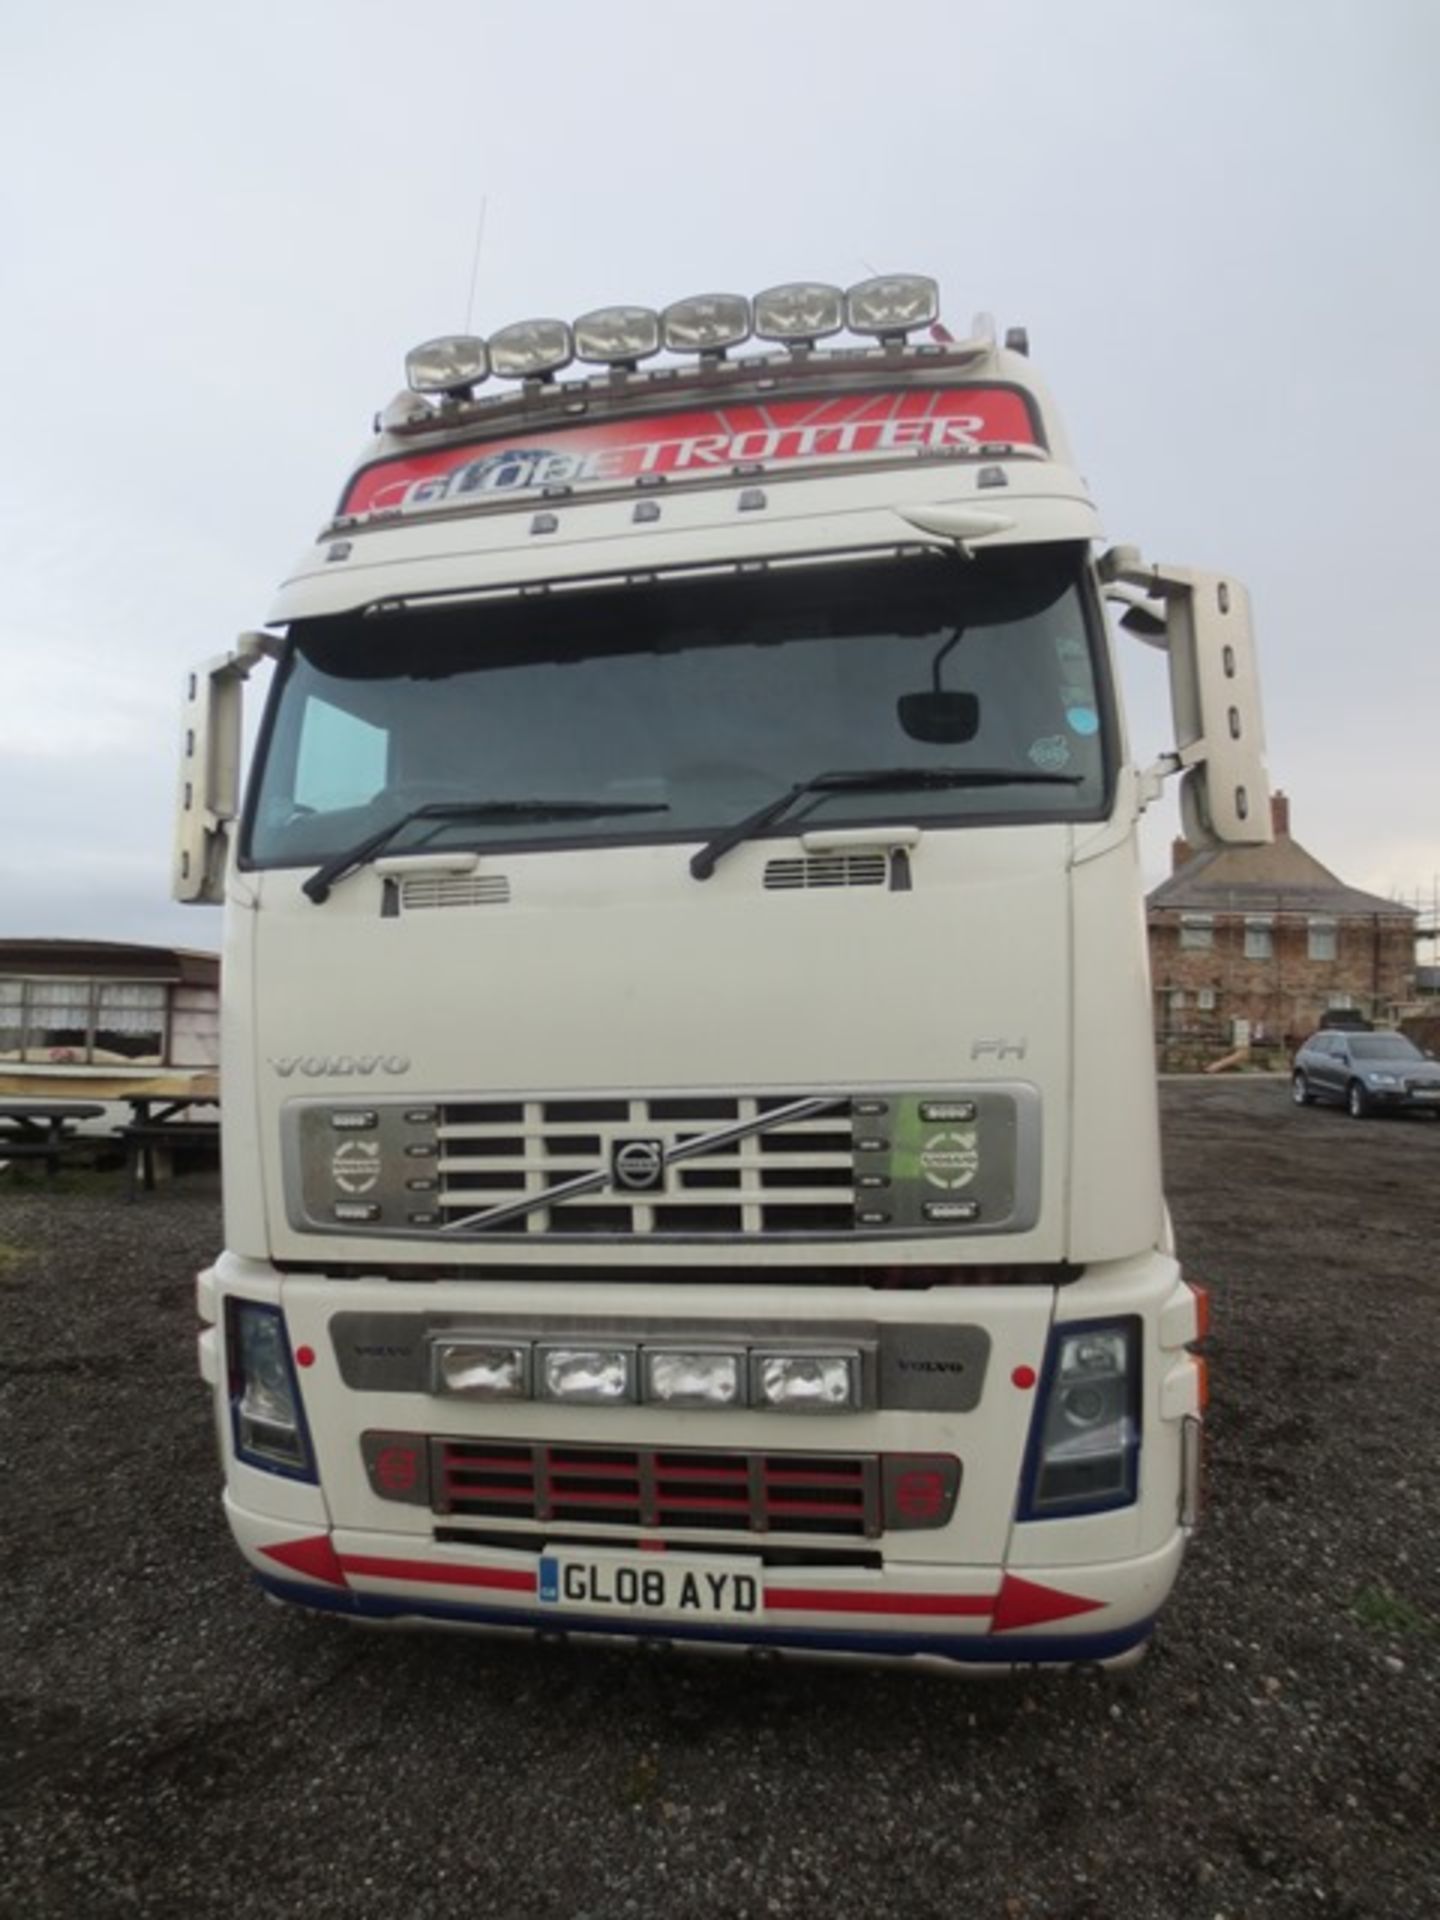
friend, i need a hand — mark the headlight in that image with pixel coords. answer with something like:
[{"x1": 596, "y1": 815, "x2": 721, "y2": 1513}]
[
  {"x1": 574, "y1": 304, "x2": 661, "y2": 366},
  {"x1": 433, "y1": 1340, "x2": 529, "y2": 1399},
  {"x1": 487, "y1": 318, "x2": 574, "y2": 379},
  {"x1": 538, "y1": 1345, "x2": 634, "y2": 1405},
  {"x1": 661, "y1": 293, "x2": 752, "y2": 355},
  {"x1": 754, "y1": 281, "x2": 845, "y2": 345},
  {"x1": 1367, "y1": 1072, "x2": 1399, "y2": 1086},
  {"x1": 1022, "y1": 1319, "x2": 1140, "y2": 1517},
  {"x1": 751, "y1": 1350, "x2": 859, "y2": 1413},
  {"x1": 643, "y1": 1348, "x2": 744, "y2": 1408},
  {"x1": 228, "y1": 1300, "x2": 313, "y2": 1477},
  {"x1": 404, "y1": 334, "x2": 489, "y2": 393},
  {"x1": 844, "y1": 274, "x2": 939, "y2": 338}
]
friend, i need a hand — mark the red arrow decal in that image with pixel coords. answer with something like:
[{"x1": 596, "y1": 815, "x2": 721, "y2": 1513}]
[
  {"x1": 259, "y1": 1534, "x2": 350, "y2": 1589},
  {"x1": 991, "y1": 1573, "x2": 1105, "y2": 1633}
]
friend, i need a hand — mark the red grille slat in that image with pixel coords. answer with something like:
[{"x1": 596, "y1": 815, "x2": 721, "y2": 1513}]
[
  {"x1": 548, "y1": 1488, "x2": 644, "y2": 1509},
  {"x1": 653, "y1": 1464, "x2": 751, "y2": 1485},
  {"x1": 766, "y1": 1498, "x2": 867, "y2": 1518},
  {"x1": 442, "y1": 1484, "x2": 537, "y2": 1504},
  {"x1": 762, "y1": 1468, "x2": 864, "y2": 1487},
  {"x1": 654, "y1": 1494, "x2": 753, "y2": 1513},
  {"x1": 544, "y1": 1460, "x2": 643, "y2": 1482}
]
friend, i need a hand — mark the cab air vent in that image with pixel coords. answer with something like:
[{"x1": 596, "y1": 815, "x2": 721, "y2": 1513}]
[
  {"x1": 400, "y1": 874, "x2": 511, "y2": 910},
  {"x1": 764, "y1": 854, "x2": 887, "y2": 891}
]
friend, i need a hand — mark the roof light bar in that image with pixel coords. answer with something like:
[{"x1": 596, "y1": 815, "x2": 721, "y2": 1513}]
[
  {"x1": 754, "y1": 281, "x2": 845, "y2": 347},
  {"x1": 487, "y1": 318, "x2": 574, "y2": 380},
  {"x1": 574, "y1": 305, "x2": 662, "y2": 368},
  {"x1": 661, "y1": 293, "x2": 751, "y2": 357},
  {"x1": 405, "y1": 334, "x2": 490, "y2": 394},
  {"x1": 398, "y1": 275, "x2": 968, "y2": 403},
  {"x1": 845, "y1": 275, "x2": 940, "y2": 340}
]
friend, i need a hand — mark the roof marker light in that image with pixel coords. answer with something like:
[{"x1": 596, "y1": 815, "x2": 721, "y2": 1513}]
[
  {"x1": 405, "y1": 334, "x2": 490, "y2": 394},
  {"x1": 845, "y1": 274, "x2": 940, "y2": 341},
  {"x1": 574, "y1": 305, "x2": 661, "y2": 368},
  {"x1": 754, "y1": 281, "x2": 844, "y2": 347},
  {"x1": 661, "y1": 292, "x2": 752, "y2": 357},
  {"x1": 379, "y1": 390, "x2": 437, "y2": 432},
  {"x1": 488, "y1": 318, "x2": 574, "y2": 380}
]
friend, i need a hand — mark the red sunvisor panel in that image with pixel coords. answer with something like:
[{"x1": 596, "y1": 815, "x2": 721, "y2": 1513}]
[{"x1": 341, "y1": 386, "x2": 1042, "y2": 517}]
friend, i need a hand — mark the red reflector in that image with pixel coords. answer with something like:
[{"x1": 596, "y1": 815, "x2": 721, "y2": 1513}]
[
  {"x1": 1011, "y1": 1364, "x2": 1037, "y2": 1390},
  {"x1": 1187, "y1": 1281, "x2": 1211, "y2": 1341},
  {"x1": 893, "y1": 1469, "x2": 947, "y2": 1522},
  {"x1": 1194, "y1": 1354, "x2": 1210, "y2": 1410},
  {"x1": 376, "y1": 1444, "x2": 421, "y2": 1494},
  {"x1": 295, "y1": 1344, "x2": 316, "y2": 1369}
]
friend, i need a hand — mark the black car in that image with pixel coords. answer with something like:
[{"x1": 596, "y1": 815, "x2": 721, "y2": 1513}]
[{"x1": 1291, "y1": 1030, "x2": 1440, "y2": 1119}]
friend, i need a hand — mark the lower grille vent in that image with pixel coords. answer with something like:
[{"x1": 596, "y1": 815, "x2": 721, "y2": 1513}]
[{"x1": 436, "y1": 1439, "x2": 880, "y2": 1538}]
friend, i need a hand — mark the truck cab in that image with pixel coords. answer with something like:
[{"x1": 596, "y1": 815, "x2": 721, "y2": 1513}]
[{"x1": 179, "y1": 278, "x2": 1265, "y2": 1668}]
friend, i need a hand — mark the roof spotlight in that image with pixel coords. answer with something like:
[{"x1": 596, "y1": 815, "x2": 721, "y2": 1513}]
[
  {"x1": 487, "y1": 318, "x2": 575, "y2": 380},
  {"x1": 404, "y1": 334, "x2": 490, "y2": 394},
  {"x1": 573, "y1": 305, "x2": 662, "y2": 369},
  {"x1": 661, "y1": 293, "x2": 752, "y2": 357},
  {"x1": 845, "y1": 275, "x2": 941, "y2": 341},
  {"x1": 754, "y1": 281, "x2": 845, "y2": 347}
]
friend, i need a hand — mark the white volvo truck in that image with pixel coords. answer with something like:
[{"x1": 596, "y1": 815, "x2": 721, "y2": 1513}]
[{"x1": 178, "y1": 278, "x2": 1266, "y2": 1670}]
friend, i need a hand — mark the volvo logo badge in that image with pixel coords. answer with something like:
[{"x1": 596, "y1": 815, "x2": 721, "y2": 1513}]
[{"x1": 612, "y1": 1138, "x2": 666, "y2": 1192}]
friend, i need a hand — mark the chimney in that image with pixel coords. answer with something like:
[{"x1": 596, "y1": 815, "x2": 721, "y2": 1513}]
[
  {"x1": 1271, "y1": 789, "x2": 1290, "y2": 838},
  {"x1": 1171, "y1": 836, "x2": 1193, "y2": 872}
]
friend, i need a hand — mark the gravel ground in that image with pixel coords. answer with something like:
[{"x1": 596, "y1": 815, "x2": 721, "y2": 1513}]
[{"x1": 2, "y1": 1079, "x2": 1437, "y2": 1920}]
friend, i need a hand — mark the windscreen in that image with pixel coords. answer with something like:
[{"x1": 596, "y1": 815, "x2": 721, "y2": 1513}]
[
  {"x1": 1349, "y1": 1034, "x2": 1422, "y2": 1062},
  {"x1": 244, "y1": 545, "x2": 1111, "y2": 867}
]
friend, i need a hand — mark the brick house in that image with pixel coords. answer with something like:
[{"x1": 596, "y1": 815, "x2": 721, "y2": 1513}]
[{"x1": 1146, "y1": 793, "x2": 1416, "y2": 1068}]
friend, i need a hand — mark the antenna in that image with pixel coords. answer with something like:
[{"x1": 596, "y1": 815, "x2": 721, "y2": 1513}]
[{"x1": 464, "y1": 196, "x2": 489, "y2": 334}]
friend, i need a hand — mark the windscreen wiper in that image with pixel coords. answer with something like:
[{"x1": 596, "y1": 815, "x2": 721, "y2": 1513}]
[
  {"x1": 303, "y1": 799, "x2": 670, "y2": 904},
  {"x1": 689, "y1": 768, "x2": 1082, "y2": 881}
]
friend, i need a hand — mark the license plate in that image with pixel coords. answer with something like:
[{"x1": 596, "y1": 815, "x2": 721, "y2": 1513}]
[
  {"x1": 1413, "y1": 1089, "x2": 1440, "y2": 1101},
  {"x1": 538, "y1": 1548, "x2": 764, "y2": 1622}
]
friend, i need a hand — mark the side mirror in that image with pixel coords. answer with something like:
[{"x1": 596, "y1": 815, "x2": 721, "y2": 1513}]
[
  {"x1": 172, "y1": 631, "x2": 279, "y2": 904},
  {"x1": 1101, "y1": 551, "x2": 1270, "y2": 847},
  {"x1": 897, "y1": 690, "x2": 980, "y2": 744}
]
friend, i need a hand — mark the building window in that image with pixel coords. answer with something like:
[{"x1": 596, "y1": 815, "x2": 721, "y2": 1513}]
[
  {"x1": 1197, "y1": 988, "x2": 1217, "y2": 1011},
  {"x1": 0, "y1": 975, "x2": 170, "y2": 1065},
  {"x1": 1244, "y1": 916, "x2": 1273, "y2": 960},
  {"x1": 1169, "y1": 989, "x2": 1186, "y2": 1013},
  {"x1": 1308, "y1": 917, "x2": 1337, "y2": 961},
  {"x1": 1328, "y1": 992, "x2": 1356, "y2": 1012},
  {"x1": 1180, "y1": 915, "x2": 1214, "y2": 951}
]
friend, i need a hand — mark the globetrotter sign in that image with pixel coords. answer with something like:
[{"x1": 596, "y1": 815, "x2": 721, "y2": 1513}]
[{"x1": 341, "y1": 385, "x2": 1042, "y2": 516}]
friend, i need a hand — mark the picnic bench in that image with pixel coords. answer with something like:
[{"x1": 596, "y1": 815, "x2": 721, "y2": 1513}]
[
  {"x1": 117, "y1": 1097, "x2": 220, "y2": 1201},
  {"x1": 0, "y1": 1101, "x2": 107, "y2": 1178}
]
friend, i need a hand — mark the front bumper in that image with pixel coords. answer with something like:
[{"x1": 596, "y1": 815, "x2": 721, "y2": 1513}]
[
  {"x1": 226, "y1": 1493, "x2": 1184, "y2": 1671},
  {"x1": 1369, "y1": 1087, "x2": 1440, "y2": 1112}
]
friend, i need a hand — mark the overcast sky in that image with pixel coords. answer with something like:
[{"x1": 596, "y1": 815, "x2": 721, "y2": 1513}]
[{"x1": 2, "y1": 0, "x2": 1437, "y2": 952}]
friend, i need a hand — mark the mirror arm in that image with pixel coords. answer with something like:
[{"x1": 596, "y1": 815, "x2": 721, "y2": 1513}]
[
  {"x1": 1137, "y1": 753, "x2": 1181, "y2": 812},
  {"x1": 173, "y1": 629, "x2": 281, "y2": 905}
]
